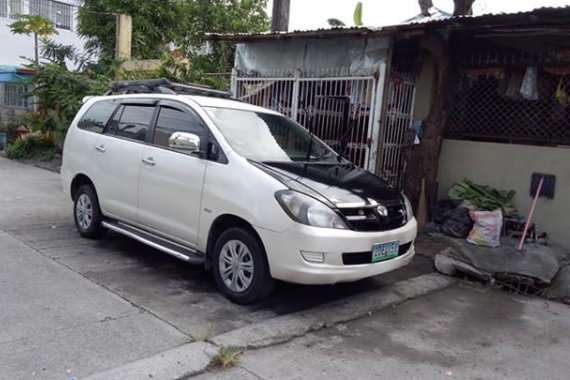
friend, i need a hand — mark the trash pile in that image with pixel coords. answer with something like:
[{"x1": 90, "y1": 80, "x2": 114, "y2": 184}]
[{"x1": 429, "y1": 179, "x2": 518, "y2": 248}]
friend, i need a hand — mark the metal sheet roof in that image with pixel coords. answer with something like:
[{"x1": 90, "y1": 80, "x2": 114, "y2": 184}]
[{"x1": 207, "y1": 5, "x2": 570, "y2": 42}]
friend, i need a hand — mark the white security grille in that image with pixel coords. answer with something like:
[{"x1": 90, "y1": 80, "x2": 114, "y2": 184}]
[
  {"x1": 0, "y1": 0, "x2": 22, "y2": 19},
  {"x1": 29, "y1": 0, "x2": 74, "y2": 31},
  {"x1": 377, "y1": 72, "x2": 417, "y2": 188},
  {"x1": 233, "y1": 69, "x2": 384, "y2": 170}
]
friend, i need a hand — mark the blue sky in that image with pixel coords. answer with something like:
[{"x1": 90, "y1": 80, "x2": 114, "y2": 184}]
[{"x1": 267, "y1": 0, "x2": 570, "y2": 31}]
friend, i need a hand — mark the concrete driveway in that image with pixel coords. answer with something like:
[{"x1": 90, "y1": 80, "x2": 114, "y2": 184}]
[{"x1": 0, "y1": 158, "x2": 432, "y2": 379}]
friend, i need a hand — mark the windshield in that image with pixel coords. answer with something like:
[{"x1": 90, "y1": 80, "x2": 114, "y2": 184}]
[{"x1": 205, "y1": 107, "x2": 338, "y2": 163}]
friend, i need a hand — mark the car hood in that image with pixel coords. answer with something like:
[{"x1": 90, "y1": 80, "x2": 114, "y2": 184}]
[{"x1": 250, "y1": 161, "x2": 403, "y2": 208}]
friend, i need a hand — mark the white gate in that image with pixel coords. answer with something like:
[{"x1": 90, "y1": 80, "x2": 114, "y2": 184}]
[
  {"x1": 232, "y1": 68, "x2": 386, "y2": 171},
  {"x1": 377, "y1": 72, "x2": 416, "y2": 188}
]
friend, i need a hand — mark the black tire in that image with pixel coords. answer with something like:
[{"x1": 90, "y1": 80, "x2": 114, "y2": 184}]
[
  {"x1": 212, "y1": 227, "x2": 275, "y2": 304},
  {"x1": 73, "y1": 184, "x2": 105, "y2": 239}
]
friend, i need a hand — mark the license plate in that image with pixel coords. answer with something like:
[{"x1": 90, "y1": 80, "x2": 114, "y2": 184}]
[{"x1": 372, "y1": 241, "x2": 399, "y2": 263}]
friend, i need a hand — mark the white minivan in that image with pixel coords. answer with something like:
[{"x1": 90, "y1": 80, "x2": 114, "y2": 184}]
[{"x1": 61, "y1": 79, "x2": 417, "y2": 304}]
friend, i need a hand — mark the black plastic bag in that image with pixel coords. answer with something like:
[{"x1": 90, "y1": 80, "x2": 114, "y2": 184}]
[
  {"x1": 441, "y1": 207, "x2": 473, "y2": 239},
  {"x1": 433, "y1": 200, "x2": 456, "y2": 224}
]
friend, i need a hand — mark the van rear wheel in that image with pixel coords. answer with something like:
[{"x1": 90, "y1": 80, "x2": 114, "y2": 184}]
[{"x1": 212, "y1": 227, "x2": 275, "y2": 304}]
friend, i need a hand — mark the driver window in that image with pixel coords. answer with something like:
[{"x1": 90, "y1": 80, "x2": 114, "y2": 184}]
[{"x1": 153, "y1": 106, "x2": 204, "y2": 149}]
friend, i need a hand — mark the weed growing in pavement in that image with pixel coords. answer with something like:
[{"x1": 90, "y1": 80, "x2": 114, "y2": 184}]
[{"x1": 207, "y1": 346, "x2": 243, "y2": 371}]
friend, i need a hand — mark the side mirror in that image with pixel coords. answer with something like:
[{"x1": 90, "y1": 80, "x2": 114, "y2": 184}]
[{"x1": 169, "y1": 132, "x2": 200, "y2": 153}]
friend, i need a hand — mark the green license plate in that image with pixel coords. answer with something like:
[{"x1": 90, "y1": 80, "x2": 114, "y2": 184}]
[{"x1": 372, "y1": 241, "x2": 399, "y2": 263}]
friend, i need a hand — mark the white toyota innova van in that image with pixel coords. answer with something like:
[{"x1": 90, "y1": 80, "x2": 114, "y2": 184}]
[{"x1": 61, "y1": 79, "x2": 417, "y2": 304}]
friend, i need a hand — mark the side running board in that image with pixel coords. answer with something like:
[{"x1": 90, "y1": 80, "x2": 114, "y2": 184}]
[{"x1": 102, "y1": 220, "x2": 205, "y2": 265}]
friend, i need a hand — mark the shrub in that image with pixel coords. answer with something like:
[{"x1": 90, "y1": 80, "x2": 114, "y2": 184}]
[{"x1": 6, "y1": 134, "x2": 56, "y2": 160}]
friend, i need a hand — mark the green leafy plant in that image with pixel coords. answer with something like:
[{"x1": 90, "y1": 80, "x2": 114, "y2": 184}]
[
  {"x1": 207, "y1": 346, "x2": 243, "y2": 371},
  {"x1": 327, "y1": 1, "x2": 364, "y2": 27},
  {"x1": 9, "y1": 14, "x2": 57, "y2": 65},
  {"x1": 448, "y1": 179, "x2": 517, "y2": 215},
  {"x1": 6, "y1": 134, "x2": 56, "y2": 160}
]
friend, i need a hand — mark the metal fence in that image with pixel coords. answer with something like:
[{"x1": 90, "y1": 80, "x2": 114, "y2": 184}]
[
  {"x1": 376, "y1": 70, "x2": 417, "y2": 188},
  {"x1": 233, "y1": 69, "x2": 382, "y2": 170},
  {"x1": 446, "y1": 68, "x2": 570, "y2": 146}
]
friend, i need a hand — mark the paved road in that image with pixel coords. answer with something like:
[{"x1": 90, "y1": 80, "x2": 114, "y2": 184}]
[
  {"x1": 201, "y1": 283, "x2": 570, "y2": 380},
  {"x1": 0, "y1": 158, "x2": 432, "y2": 379}
]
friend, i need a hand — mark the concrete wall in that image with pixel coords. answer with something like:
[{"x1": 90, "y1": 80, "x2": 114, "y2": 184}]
[{"x1": 437, "y1": 139, "x2": 570, "y2": 248}]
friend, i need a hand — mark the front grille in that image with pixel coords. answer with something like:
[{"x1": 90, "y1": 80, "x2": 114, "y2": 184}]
[
  {"x1": 339, "y1": 201, "x2": 407, "y2": 232},
  {"x1": 342, "y1": 242, "x2": 413, "y2": 265}
]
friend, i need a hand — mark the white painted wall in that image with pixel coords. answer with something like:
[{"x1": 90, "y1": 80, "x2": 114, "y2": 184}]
[
  {"x1": 437, "y1": 139, "x2": 570, "y2": 249},
  {"x1": 0, "y1": 0, "x2": 85, "y2": 68}
]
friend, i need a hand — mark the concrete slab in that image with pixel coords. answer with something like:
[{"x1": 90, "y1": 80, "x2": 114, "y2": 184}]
[
  {"x1": 211, "y1": 273, "x2": 455, "y2": 349},
  {"x1": 84, "y1": 342, "x2": 211, "y2": 380},
  {"x1": 0, "y1": 312, "x2": 188, "y2": 380},
  {"x1": 201, "y1": 283, "x2": 570, "y2": 380},
  {"x1": 436, "y1": 235, "x2": 562, "y2": 283}
]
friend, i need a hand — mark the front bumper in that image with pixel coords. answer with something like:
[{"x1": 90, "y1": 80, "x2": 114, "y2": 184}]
[{"x1": 255, "y1": 218, "x2": 417, "y2": 285}]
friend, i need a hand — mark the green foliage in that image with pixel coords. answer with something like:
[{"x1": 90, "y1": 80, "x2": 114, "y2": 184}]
[
  {"x1": 9, "y1": 14, "x2": 57, "y2": 37},
  {"x1": 78, "y1": 0, "x2": 180, "y2": 61},
  {"x1": 328, "y1": 2, "x2": 364, "y2": 27},
  {"x1": 449, "y1": 179, "x2": 517, "y2": 215},
  {"x1": 10, "y1": 14, "x2": 58, "y2": 64},
  {"x1": 157, "y1": 53, "x2": 230, "y2": 90},
  {"x1": 78, "y1": 0, "x2": 269, "y2": 80},
  {"x1": 353, "y1": 2, "x2": 363, "y2": 26},
  {"x1": 6, "y1": 134, "x2": 56, "y2": 160},
  {"x1": 208, "y1": 346, "x2": 243, "y2": 370}
]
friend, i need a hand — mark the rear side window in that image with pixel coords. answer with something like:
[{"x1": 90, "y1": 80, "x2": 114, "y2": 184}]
[
  {"x1": 117, "y1": 105, "x2": 155, "y2": 142},
  {"x1": 77, "y1": 100, "x2": 117, "y2": 133},
  {"x1": 153, "y1": 106, "x2": 204, "y2": 148}
]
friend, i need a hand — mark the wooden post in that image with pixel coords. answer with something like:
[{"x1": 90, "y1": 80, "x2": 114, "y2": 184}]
[{"x1": 115, "y1": 14, "x2": 132, "y2": 79}]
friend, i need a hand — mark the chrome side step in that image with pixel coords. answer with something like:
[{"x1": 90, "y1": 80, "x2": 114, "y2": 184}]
[{"x1": 102, "y1": 220, "x2": 205, "y2": 265}]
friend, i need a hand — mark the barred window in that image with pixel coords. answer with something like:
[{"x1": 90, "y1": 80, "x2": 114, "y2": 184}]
[
  {"x1": 446, "y1": 68, "x2": 570, "y2": 146},
  {"x1": 0, "y1": 0, "x2": 23, "y2": 19},
  {"x1": 29, "y1": 0, "x2": 73, "y2": 31},
  {"x1": 1, "y1": 82, "x2": 28, "y2": 108}
]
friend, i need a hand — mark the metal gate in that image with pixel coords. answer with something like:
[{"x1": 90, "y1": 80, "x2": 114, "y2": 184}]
[
  {"x1": 232, "y1": 69, "x2": 385, "y2": 170},
  {"x1": 377, "y1": 72, "x2": 416, "y2": 188}
]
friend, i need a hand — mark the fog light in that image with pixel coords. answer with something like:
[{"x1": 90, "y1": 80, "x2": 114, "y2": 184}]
[{"x1": 301, "y1": 251, "x2": 325, "y2": 263}]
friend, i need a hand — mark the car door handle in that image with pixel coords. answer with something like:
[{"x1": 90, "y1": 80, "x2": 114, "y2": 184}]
[
  {"x1": 95, "y1": 145, "x2": 106, "y2": 153},
  {"x1": 142, "y1": 157, "x2": 156, "y2": 166}
]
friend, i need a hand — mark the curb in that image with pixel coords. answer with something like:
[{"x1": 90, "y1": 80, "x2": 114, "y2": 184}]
[{"x1": 85, "y1": 273, "x2": 455, "y2": 380}]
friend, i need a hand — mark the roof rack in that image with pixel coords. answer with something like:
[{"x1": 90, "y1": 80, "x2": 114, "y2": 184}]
[{"x1": 107, "y1": 78, "x2": 232, "y2": 99}]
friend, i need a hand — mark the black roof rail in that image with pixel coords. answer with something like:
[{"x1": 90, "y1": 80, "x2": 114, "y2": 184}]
[{"x1": 107, "y1": 78, "x2": 232, "y2": 98}]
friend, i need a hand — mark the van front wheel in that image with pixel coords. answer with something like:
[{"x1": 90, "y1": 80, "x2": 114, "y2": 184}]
[{"x1": 212, "y1": 227, "x2": 275, "y2": 304}]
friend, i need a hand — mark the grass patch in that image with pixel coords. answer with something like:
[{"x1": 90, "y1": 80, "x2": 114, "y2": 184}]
[{"x1": 207, "y1": 346, "x2": 243, "y2": 371}]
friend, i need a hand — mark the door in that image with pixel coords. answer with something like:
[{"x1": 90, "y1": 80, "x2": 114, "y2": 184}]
[
  {"x1": 92, "y1": 101, "x2": 156, "y2": 222},
  {"x1": 137, "y1": 101, "x2": 207, "y2": 246}
]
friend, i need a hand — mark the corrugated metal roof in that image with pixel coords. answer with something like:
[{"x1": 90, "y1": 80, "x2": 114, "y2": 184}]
[{"x1": 207, "y1": 5, "x2": 570, "y2": 42}]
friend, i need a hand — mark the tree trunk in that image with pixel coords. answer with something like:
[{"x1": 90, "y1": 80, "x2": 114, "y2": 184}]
[
  {"x1": 402, "y1": 32, "x2": 460, "y2": 215},
  {"x1": 271, "y1": 0, "x2": 290, "y2": 32},
  {"x1": 453, "y1": 0, "x2": 475, "y2": 16},
  {"x1": 34, "y1": 33, "x2": 39, "y2": 66}
]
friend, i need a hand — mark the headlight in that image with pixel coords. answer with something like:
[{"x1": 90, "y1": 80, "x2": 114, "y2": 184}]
[
  {"x1": 275, "y1": 190, "x2": 348, "y2": 229},
  {"x1": 403, "y1": 194, "x2": 414, "y2": 222}
]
